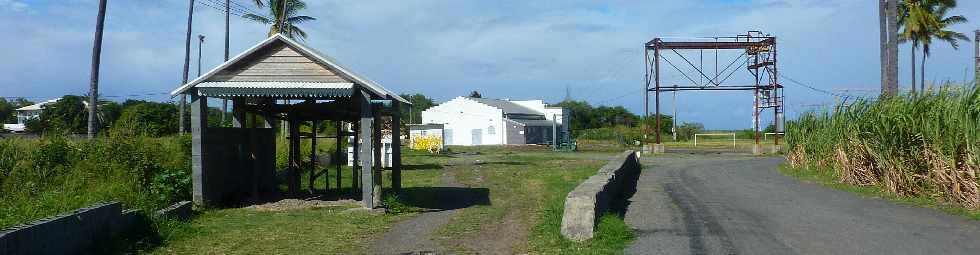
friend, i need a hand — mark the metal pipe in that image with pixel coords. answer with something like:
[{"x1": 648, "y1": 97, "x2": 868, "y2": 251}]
[{"x1": 655, "y1": 41, "x2": 662, "y2": 145}]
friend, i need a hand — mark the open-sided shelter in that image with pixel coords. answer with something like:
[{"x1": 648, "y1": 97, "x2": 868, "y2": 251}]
[{"x1": 171, "y1": 34, "x2": 408, "y2": 208}]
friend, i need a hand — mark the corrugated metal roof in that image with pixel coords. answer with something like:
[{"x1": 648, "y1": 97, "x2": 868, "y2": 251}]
[
  {"x1": 466, "y1": 97, "x2": 543, "y2": 116},
  {"x1": 197, "y1": 82, "x2": 353, "y2": 98}
]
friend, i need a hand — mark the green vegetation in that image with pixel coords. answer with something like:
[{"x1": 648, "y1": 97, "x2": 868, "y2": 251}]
[
  {"x1": 785, "y1": 85, "x2": 980, "y2": 211},
  {"x1": 0, "y1": 98, "x2": 33, "y2": 124},
  {"x1": 244, "y1": 0, "x2": 316, "y2": 39},
  {"x1": 0, "y1": 133, "x2": 191, "y2": 229}
]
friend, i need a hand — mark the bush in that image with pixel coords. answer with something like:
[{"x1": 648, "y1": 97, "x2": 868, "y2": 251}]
[{"x1": 0, "y1": 133, "x2": 192, "y2": 229}]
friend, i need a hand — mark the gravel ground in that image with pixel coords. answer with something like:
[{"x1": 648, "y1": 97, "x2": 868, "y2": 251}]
[{"x1": 625, "y1": 154, "x2": 980, "y2": 255}]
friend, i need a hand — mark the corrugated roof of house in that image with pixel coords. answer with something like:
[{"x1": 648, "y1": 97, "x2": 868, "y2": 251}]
[
  {"x1": 466, "y1": 97, "x2": 542, "y2": 116},
  {"x1": 16, "y1": 98, "x2": 62, "y2": 111}
]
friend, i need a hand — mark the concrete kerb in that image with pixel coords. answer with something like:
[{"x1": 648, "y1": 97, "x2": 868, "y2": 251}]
[
  {"x1": 0, "y1": 201, "x2": 145, "y2": 255},
  {"x1": 156, "y1": 201, "x2": 193, "y2": 220},
  {"x1": 560, "y1": 150, "x2": 641, "y2": 242}
]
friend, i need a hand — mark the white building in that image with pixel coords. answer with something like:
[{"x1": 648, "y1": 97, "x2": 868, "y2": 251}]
[
  {"x1": 420, "y1": 97, "x2": 569, "y2": 146},
  {"x1": 3, "y1": 98, "x2": 63, "y2": 132}
]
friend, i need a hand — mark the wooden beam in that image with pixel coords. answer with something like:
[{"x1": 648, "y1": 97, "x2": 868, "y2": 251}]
[
  {"x1": 335, "y1": 121, "x2": 342, "y2": 193},
  {"x1": 392, "y1": 102, "x2": 402, "y2": 192}
]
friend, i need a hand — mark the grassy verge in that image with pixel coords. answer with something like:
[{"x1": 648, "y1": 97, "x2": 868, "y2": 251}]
[
  {"x1": 423, "y1": 146, "x2": 634, "y2": 254},
  {"x1": 148, "y1": 148, "x2": 444, "y2": 254},
  {"x1": 779, "y1": 164, "x2": 980, "y2": 220}
]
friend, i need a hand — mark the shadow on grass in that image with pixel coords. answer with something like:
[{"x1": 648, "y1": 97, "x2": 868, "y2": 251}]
[
  {"x1": 402, "y1": 163, "x2": 444, "y2": 170},
  {"x1": 398, "y1": 187, "x2": 491, "y2": 211}
]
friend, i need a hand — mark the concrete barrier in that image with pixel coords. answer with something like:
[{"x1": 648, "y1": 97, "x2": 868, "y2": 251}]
[
  {"x1": 560, "y1": 150, "x2": 641, "y2": 241},
  {"x1": 156, "y1": 201, "x2": 193, "y2": 220},
  {"x1": 0, "y1": 202, "x2": 143, "y2": 255}
]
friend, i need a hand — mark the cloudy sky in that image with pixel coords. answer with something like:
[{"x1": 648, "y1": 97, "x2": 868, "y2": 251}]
[{"x1": 1, "y1": 0, "x2": 978, "y2": 129}]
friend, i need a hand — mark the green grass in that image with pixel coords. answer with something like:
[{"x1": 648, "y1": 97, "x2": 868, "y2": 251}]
[
  {"x1": 416, "y1": 145, "x2": 634, "y2": 254},
  {"x1": 151, "y1": 206, "x2": 408, "y2": 254},
  {"x1": 0, "y1": 134, "x2": 191, "y2": 229},
  {"x1": 779, "y1": 164, "x2": 980, "y2": 220}
]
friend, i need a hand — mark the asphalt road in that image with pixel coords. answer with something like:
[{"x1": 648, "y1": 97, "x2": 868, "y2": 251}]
[{"x1": 625, "y1": 154, "x2": 980, "y2": 255}]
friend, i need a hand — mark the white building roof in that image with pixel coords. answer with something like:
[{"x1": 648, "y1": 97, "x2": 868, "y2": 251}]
[{"x1": 16, "y1": 98, "x2": 61, "y2": 111}]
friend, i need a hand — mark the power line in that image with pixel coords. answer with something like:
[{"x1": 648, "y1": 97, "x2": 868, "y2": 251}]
[{"x1": 778, "y1": 73, "x2": 847, "y2": 98}]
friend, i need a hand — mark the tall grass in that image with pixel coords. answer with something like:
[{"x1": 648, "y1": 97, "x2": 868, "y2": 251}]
[
  {"x1": 786, "y1": 85, "x2": 980, "y2": 208},
  {"x1": 0, "y1": 133, "x2": 191, "y2": 229}
]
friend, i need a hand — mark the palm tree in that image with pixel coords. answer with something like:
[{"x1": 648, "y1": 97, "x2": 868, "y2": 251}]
[
  {"x1": 900, "y1": 0, "x2": 968, "y2": 92},
  {"x1": 245, "y1": 0, "x2": 316, "y2": 39},
  {"x1": 919, "y1": 1, "x2": 969, "y2": 91}
]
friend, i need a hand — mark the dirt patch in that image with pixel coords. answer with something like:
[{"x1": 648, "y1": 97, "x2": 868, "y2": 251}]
[
  {"x1": 247, "y1": 198, "x2": 359, "y2": 212},
  {"x1": 452, "y1": 210, "x2": 530, "y2": 255}
]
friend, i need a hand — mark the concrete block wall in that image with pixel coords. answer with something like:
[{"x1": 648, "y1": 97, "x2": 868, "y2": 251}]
[
  {"x1": 560, "y1": 151, "x2": 641, "y2": 241},
  {"x1": 0, "y1": 202, "x2": 141, "y2": 255}
]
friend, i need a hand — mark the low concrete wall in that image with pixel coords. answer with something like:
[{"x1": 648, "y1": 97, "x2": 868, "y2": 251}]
[
  {"x1": 560, "y1": 150, "x2": 641, "y2": 241},
  {"x1": 0, "y1": 202, "x2": 142, "y2": 255},
  {"x1": 157, "y1": 201, "x2": 192, "y2": 220}
]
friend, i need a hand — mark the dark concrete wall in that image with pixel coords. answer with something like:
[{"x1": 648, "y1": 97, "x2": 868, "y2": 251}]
[
  {"x1": 505, "y1": 121, "x2": 525, "y2": 145},
  {"x1": 201, "y1": 127, "x2": 277, "y2": 206},
  {"x1": 0, "y1": 202, "x2": 141, "y2": 255}
]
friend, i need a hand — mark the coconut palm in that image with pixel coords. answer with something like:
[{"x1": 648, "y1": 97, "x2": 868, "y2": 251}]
[
  {"x1": 918, "y1": 1, "x2": 969, "y2": 91},
  {"x1": 900, "y1": 0, "x2": 968, "y2": 92},
  {"x1": 244, "y1": 0, "x2": 316, "y2": 39}
]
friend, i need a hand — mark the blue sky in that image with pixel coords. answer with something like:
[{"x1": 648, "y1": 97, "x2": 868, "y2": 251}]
[{"x1": 1, "y1": 0, "x2": 978, "y2": 129}]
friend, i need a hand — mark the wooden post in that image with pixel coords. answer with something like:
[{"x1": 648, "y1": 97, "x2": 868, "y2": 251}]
[
  {"x1": 352, "y1": 121, "x2": 360, "y2": 196},
  {"x1": 309, "y1": 120, "x2": 317, "y2": 194},
  {"x1": 335, "y1": 121, "x2": 342, "y2": 193},
  {"x1": 249, "y1": 112, "x2": 260, "y2": 202},
  {"x1": 288, "y1": 117, "x2": 301, "y2": 195},
  {"x1": 232, "y1": 99, "x2": 245, "y2": 128},
  {"x1": 392, "y1": 102, "x2": 402, "y2": 192},
  {"x1": 373, "y1": 106, "x2": 383, "y2": 206},
  {"x1": 358, "y1": 91, "x2": 376, "y2": 208},
  {"x1": 190, "y1": 90, "x2": 208, "y2": 205}
]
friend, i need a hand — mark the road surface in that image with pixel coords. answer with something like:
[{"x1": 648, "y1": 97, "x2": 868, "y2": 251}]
[{"x1": 625, "y1": 154, "x2": 980, "y2": 255}]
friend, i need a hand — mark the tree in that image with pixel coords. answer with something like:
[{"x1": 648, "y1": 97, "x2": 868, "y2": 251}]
[
  {"x1": 0, "y1": 98, "x2": 33, "y2": 123},
  {"x1": 468, "y1": 91, "x2": 483, "y2": 98},
  {"x1": 675, "y1": 122, "x2": 704, "y2": 141},
  {"x1": 907, "y1": 0, "x2": 969, "y2": 91},
  {"x1": 113, "y1": 101, "x2": 179, "y2": 137},
  {"x1": 881, "y1": 0, "x2": 900, "y2": 96},
  {"x1": 398, "y1": 93, "x2": 436, "y2": 124},
  {"x1": 88, "y1": 0, "x2": 108, "y2": 138},
  {"x1": 32, "y1": 96, "x2": 88, "y2": 134},
  {"x1": 245, "y1": 0, "x2": 316, "y2": 39}
]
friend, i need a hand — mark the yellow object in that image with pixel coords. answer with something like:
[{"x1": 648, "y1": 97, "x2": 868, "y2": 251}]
[{"x1": 411, "y1": 135, "x2": 442, "y2": 154}]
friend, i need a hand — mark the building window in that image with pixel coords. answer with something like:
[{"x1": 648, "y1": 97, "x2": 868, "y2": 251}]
[{"x1": 487, "y1": 126, "x2": 495, "y2": 135}]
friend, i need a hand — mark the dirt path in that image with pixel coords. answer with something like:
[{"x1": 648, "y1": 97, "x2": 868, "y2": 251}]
[
  {"x1": 625, "y1": 154, "x2": 980, "y2": 254},
  {"x1": 370, "y1": 172, "x2": 464, "y2": 255}
]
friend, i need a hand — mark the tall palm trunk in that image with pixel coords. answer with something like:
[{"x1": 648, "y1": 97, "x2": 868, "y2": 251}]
[
  {"x1": 911, "y1": 43, "x2": 917, "y2": 93},
  {"x1": 87, "y1": 0, "x2": 108, "y2": 139},
  {"x1": 921, "y1": 52, "x2": 926, "y2": 92},
  {"x1": 879, "y1": 0, "x2": 890, "y2": 95},
  {"x1": 886, "y1": 0, "x2": 900, "y2": 96}
]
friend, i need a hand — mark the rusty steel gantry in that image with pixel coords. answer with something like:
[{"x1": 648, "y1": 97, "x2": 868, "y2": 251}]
[{"x1": 644, "y1": 31, "x2": 784, "y2": 154}]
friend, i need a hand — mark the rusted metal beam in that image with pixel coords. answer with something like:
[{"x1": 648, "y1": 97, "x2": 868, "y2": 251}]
[{"x1": 647, "y1": 39, "x2": 774, "y2": 50}]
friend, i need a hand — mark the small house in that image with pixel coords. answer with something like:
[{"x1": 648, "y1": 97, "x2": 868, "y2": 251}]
[{"x1": 420, "y1": 97, "x2": 569, "y2": 146}]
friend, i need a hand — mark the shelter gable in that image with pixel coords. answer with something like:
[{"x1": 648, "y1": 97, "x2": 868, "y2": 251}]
[{"x1": 210, "y1": 43, "x2": 351, "y2": 83}]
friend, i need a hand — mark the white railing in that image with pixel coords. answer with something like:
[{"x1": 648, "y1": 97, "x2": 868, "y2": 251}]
[{"x1": 693, "y1": 133, "x2": 736, "y2": 151}]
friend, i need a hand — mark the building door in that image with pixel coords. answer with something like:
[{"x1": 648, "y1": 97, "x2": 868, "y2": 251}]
[
  {"x1": 444, "y1": 129, "x2": 453, "y2": 145},
  {"x1": 471, "y1": 129, "x2": 482, "y2": 145}
]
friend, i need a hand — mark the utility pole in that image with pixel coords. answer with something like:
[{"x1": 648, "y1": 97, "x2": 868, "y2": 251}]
[
  {"x1": 180, "y1": 0, "x2": 194, "y2": 135},
  {"x1": 87, "y1": 0, "x2": 108, "y2": 139},
  {"x1": 222, "y1": 0, "x2": 230, "y2": 125},
  {"x1": 198, "y1": 35, "x2": 205, "y2": 77},
  {"x1": 671, "y1": 91, "x2": 676, "y2": 141},
  {"x1": 974, "y1": 30, "x2": 979, "y2": 84}
]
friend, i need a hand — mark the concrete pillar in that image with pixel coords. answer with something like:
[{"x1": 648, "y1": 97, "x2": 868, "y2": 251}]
[
  {"x1": 189, "y1": 90, "x2": 208, "y2": 205},
  {"x1": 288, "y1": 117, "x2": 301, "y2": 195},
  {"x1": 358, "y1": 91, "x2": 376, "y2": 208},
  {"x1": 392, "y1": 102, "x2": 402, "y2": 192}
]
